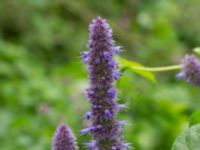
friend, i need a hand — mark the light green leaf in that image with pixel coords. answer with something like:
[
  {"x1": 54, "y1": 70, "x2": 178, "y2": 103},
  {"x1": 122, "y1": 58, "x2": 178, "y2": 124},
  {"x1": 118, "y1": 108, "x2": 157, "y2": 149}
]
[
  {"x1": 172, "y1": 124, "x2": 200, "y2": 150},
  {"x1": 193, "y1": 47, "x2": 200, "y2": 55},
  {"x1": 189, "y1": 109, "x2": 200, "y2": 127},
  {"x1": 119, "y1": 57, "x2": 156, "y2": 83}
]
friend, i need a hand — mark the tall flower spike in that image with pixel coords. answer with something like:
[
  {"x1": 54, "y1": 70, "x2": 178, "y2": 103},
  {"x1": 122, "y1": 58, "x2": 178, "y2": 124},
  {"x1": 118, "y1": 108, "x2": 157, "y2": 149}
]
[
  {"x1": 52, "y1": 124, "x2": 78, "y2": 150},
  {"x1": 180, "y1": 54, "x2": 200, "y2": 87},
  {"x1": 82, "y1": 17, "x2": 126, "y2": 150}
]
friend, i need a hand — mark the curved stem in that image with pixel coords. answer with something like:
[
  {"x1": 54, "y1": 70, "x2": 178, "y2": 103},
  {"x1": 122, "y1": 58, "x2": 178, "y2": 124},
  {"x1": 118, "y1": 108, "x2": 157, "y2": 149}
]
[{"x1": 131, "y1": 65, "x2": 182, "y2": 72}]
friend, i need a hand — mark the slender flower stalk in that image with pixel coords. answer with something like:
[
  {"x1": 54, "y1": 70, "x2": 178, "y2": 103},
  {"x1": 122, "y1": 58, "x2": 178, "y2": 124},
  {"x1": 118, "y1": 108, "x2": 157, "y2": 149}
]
[
  {"x1": 177, "y1": 54, "x2": 200, "y2": 87},
  {"x1": 81, "y1": 17, "x2": 128, "y2": 150},
  {"x1": 52, "y1": 124, "x2": 78, "y2": 150},
  {"x1": 129, "y1": 65, "x2": 181, "y2": 72}
]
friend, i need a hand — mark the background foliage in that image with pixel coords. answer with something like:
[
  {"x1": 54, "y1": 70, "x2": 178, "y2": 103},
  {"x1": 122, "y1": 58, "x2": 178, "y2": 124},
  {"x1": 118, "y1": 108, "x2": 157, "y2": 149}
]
[{"x1": 0, "y1": 0, "x2": 200, "y2": 149}]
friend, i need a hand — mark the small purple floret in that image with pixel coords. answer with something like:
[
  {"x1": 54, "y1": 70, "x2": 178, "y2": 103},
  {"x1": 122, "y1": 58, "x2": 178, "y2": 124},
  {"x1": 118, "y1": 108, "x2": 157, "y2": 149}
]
[
  {"x1": 103, "y1": 51, "x2": 112, "y2": 60},
  {"x1": 112, "y1": 146, "x2": 117, "y2": 150},
  {"x1": 113, "y1": 70, "x2": 121, "y2": 80},
  {"x1": 85, "y1": 112, "x2": 92, "y2": 120},
  {"x1": 114, "y1": 46, "x2": 124, "y2": 55},
  {"x1": 84, "y1": 140, "x2": 96, "y2": 150},
  {"x1": 105, "y1": 109, "x2": 113, "y2": 119},
  {"x1": 108, "y1": 60, "x2": 118, "y2": 68},
  {"x1": 176, "y1": 72, "x2": 185, "y2": 80},
  {"x1": 52, "y1": 124, "x2": 77, "y2": 150},
  {"x1": 118, "y1": 104, "x2": 127, "y2": 112},
  {"x1": 81, "y1": 51, "x2": 90, "y2": 63},
  {"x1": 108, "y1": 88, "x2": 116, "y2": 97},
  {"x1": 80, "y1": 127, "x2": 92, "y2": 135},
  {"x1": 121, "y1": 143, "x2": 130, "y2": 149},
  {"x1": 96, "y1": 125, "x2": 102, "y2": 130}
]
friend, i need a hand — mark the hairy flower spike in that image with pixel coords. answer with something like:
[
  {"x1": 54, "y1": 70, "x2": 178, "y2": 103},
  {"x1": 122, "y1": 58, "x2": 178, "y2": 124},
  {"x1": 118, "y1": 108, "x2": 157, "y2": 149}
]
[
  {"x1": 82, "y1": 17, "x2": 126, "y2": 150},
  {"x1": 180, "y1": 54, "x2": 200, "y2": 87},
  {"x1": 52, "y1": 124, "x2": 77, "y2": 150}
]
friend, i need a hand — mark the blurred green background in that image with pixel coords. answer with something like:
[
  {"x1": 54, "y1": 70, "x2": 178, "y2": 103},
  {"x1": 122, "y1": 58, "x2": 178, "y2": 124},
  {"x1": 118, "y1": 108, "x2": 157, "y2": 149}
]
[{"x1": 0, "y1": 0, "x2": 200, "y2": 149}]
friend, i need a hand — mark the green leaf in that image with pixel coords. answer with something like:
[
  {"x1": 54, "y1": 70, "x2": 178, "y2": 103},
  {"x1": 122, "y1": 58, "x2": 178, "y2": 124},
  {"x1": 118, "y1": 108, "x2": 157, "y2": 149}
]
[
  {"x1": 193, "y1": 47, "x2": 200, "y2": 55},
  {"x1": 172, "y1": 124, "x2": 200, "y2": 150},
  {"x1": 189, "y1": 109, "x2": 200, "y2": 127},
  {"x1": 119, "y1": 57, "x2": 156, "y2": 83}
]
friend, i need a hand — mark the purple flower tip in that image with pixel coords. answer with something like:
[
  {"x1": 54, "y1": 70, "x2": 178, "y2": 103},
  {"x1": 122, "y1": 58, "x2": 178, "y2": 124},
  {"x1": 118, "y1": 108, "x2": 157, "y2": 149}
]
[
  {"x1": 52, "y1": 124, "x2": 77, "y2": 150},
  {"x1": 181, "y1": 54, "x2": 200, "y2": 87}
]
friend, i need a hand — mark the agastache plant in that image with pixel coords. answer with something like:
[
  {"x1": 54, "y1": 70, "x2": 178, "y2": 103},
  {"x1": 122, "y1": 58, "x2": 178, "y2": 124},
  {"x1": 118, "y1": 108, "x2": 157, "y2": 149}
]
[
  {"x1": 52, "y1": 124, "x2": 78, "y2": 150},
  {"x1": 50, "y1": 17, "x2": 200, "y2": 150},
  {"x1": 81, "y1": 17, "x2": 128, "y2": 150}
]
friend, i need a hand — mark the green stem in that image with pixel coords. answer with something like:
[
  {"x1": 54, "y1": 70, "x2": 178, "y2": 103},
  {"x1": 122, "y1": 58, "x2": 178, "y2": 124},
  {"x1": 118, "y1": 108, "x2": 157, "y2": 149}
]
[{"x1": 131, "y1": 65, "x2": 182, "y2": 72}]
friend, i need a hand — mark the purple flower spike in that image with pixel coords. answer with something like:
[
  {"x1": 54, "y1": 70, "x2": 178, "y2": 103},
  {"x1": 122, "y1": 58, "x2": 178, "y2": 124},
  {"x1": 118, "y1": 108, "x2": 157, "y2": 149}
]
[
  {"x1": 52, "y1": 124, "x2": 77, "y2": 150},
  {"x1": 180, "y1": 54, "x2": 200, "y2": 87},
  {"x1": 82, "y1": 17, "x2": 126, "y2": 150}
]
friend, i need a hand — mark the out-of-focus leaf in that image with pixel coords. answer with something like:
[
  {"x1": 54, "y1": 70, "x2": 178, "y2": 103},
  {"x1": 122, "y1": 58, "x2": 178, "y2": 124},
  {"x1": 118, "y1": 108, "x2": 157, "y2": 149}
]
[
  {"x1": 119, "y1": 57, "x2": 156, "y2": 83},
  {"x1": 189, "y1": 109, "x2": 200, "y2": 127},
  {"x1": 193, "y1": 47, "x2": 200, "y2": 55},
  {"x1": 171, "y1": 124, "x2": 200, "y2": 150}
]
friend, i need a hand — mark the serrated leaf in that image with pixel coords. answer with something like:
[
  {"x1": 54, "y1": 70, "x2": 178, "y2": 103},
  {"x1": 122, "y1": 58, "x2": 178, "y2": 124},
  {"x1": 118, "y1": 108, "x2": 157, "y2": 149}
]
[
  {"x1": 189, "y1": 109, "x2": 200, "y2": 127},
  {"x1": 172, "y1": 124, "x2": 200, "y2": 150},
  {"x1": 119, "y1": 57, "x2": 156, "y2": 83}
]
